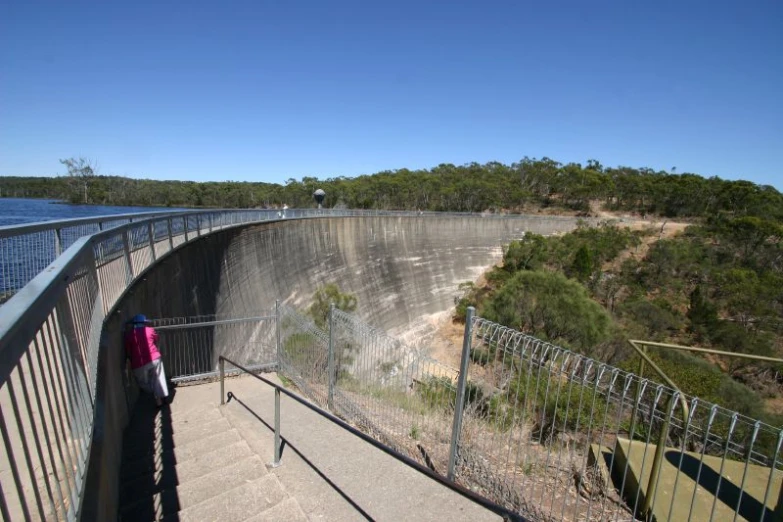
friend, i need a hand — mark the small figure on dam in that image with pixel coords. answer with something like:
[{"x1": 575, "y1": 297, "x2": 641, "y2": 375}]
[{"x1": 124, "y1": 314, "x2": 170, "y2": 407}]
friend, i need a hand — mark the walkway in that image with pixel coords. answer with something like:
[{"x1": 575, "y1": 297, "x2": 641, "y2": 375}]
[{"x1": 120, "y1": 374, "x2": 501, "y2": 521}]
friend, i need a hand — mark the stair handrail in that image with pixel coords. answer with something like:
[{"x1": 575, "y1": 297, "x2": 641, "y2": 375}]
[{"x1": 218, "y1": 355, "x2": 526, "y2": 522}]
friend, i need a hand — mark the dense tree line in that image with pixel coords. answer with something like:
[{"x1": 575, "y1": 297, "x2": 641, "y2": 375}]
[
  {"x1": 455, "y1": 219, "x2": 783, "y2": 425},
  {"x1": 1, "y1": 157, "x2": 781, "y2": 220}
]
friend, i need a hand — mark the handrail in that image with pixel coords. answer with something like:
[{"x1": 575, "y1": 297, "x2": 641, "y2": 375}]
[
  {"x1": 628, "y1": 339, "x2": 783, "y2": 518},
  {"x1": 0, "y1": 209, "x2": 192, "y2": 238},
  {"x1": 218, "y1": 356, "x2": 526, "y2": 522},
  {"x1": 0, "y1": 208, "x2": 587, "y2": 519}
]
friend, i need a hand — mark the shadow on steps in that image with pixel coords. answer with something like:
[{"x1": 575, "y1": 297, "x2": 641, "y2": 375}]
[
  {"x1": 228, "y1": 392, "x2": 375, "y2": 521},
  {"x1": 119, "y1": 397, "x2": 180, "y2": 520}
]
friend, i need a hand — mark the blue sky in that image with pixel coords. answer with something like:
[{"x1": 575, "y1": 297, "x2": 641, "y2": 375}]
[{"x1": 2, "y1": 1, "x2": 781, "y2": 188}]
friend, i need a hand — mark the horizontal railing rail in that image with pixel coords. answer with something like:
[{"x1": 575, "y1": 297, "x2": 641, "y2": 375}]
[
  {"x1": 274, "y1": 301, "x2": 783, "y2": 521},
  {"x1": 218, "y1": 356, "x2": 526, "y2": 522},
  {"x1": 0, "y1": 210, "x2": 192, "y2": 300},
  {"x1": 0, "y1": 208, "x2": 590, "y2": 520},
  {"x1": 0, "y1": 208, "x2": 593, "y2": 302}
]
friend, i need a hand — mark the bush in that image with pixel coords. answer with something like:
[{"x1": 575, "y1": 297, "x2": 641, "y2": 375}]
[{"x1": 481, "y1": 270, "x2": 612, "y2": 352}]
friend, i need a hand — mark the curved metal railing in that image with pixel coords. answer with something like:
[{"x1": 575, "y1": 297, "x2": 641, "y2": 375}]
[
  {"x1": 0, "y1": 208, "x2": 585, "y2": 520},
  {"x1": 0, "y1": 210, "x2": 191, "y2": 301}
]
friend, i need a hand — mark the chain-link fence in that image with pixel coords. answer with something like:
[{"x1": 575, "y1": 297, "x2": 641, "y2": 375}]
[{"x1": 273, "y1": 304, "x2": 782, "y2": 522}]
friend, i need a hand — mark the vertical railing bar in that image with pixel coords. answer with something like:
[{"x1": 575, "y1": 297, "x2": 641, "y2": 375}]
[
  {"x1": 33, "y1": 334, "x2": 79, "y2": 512},
  {"x1": 50, "y1": 307, "x2": 92, "y2": 459},
  {"x1": 121, "y1": 229, "x2": 133, "y2": 285},
  {"x1": 571, "y1": 365, "x2": 605, "y2": 522},
  {"x1": 732, "y1": 421, "x2": 760, "y2": 522},
  {"x1": 630, "y1": 385, "x2": 664, "y2": 519},
  {"x1": 24, "y1": 349, "x2": 68, "y2": 520},
  {"x1": 667, "y1": 398, "x2": 698, "y2": 520},
  {"x1": 147, "y1": 222, "x2": 156, "y2": 263},
  {"x1": 40, "y1": 317, "x2": 83, "y2": 499},
  {"x1": 708, "y1": 414, "x2": 739, "y2": 522},
  {"x1": 760, "y1": 429, "x2": 782, "y2": 521},
  {"x1": 448, "y1": 306, "x2": 474, "y2": 481},
  {"x1": 687, "y1": 406, "x2": 718, "y2": 522},
  {"x1": 275, "y1": 300, "x2": 282, "y2": 371},
  {"x1": 166, "y1": 218, "x2": 174, "y2": 251},
  {"x1": 327, "y1": 303, "x2": 335, "y2": 411}
]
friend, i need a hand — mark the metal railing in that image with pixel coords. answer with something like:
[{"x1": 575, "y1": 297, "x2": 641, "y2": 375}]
[
  {"x1": 0, "y1": 208, "x2": 589, "y2": 304},
  {"x1": 270, "y1": 304, "x2": 783, "y2": 522},
  {"x1": 218, "y1": 356, "x2": 526, "y2": 521},
  {"x1": 0, "y1": 208, "x2": 590, "y2": 520},
  {"x1": 152, "y1": 314, "x2": 277, "y2": 383},
  {"x1": 0, "y1": 210, "x2": 191, "y2": 301}
]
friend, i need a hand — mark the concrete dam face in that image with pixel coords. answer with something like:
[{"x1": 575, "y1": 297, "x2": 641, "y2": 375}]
[{"x1": 119, "y1": 215, "x2": 582, "y2": 339}]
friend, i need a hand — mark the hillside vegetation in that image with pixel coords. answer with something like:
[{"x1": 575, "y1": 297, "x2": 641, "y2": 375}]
[
  {"x1": 455, "y1": 218, "x2": 783, "y2": 425},
  {"x1": 2, "y1": 157, "x2": 782, "y2": 222}
]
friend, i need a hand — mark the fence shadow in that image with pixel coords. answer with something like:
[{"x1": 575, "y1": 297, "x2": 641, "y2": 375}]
[
  {"x1": 228, "y1": 392, "x2": 375, "y2": 521},
  {"x1": 665, "y1": 451, "x2": 774, "y2": 521},
  {"x1": 118, "y1": 397, "x2": 180, "y2": 519}
]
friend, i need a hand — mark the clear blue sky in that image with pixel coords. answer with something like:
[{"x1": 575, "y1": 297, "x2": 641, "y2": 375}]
[{"x1": 2, "y1": 1, "x2": 781, "y2": 188}]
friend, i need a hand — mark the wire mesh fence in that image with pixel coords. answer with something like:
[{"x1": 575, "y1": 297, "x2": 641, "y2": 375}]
[{"x1": 275, "y1": 304, "x2": 783, "y2": 522}]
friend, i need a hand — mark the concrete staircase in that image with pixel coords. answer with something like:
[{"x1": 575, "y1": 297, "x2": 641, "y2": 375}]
[{"x1": 118, "y1": 391, "x2": 307, "y2": 521}]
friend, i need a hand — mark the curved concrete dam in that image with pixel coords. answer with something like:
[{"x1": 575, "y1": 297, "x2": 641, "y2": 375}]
[{"x1": 119, "y1": 214, "x2": 583, "y2": 344}]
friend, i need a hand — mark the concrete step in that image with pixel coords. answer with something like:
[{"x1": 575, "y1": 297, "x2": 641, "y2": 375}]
[
  {"x1": 123, "y1": 418, "x2": 233, "y2": 460},
  {"x1": 125, "y1": 406, "x2": 223, "y2": 436},
  {"x1": 121, "y1": 441, "x2": 256, "y2": 498},
  {"x1": 243, "y1": 498, "x2": 309, "y2": 522},
  {"x1": 122, "y1": 429, "x2": 242, "y2": 481},
  {"x1": 171, "y1": 474, "x2": 287, "y2": 522},
  {"x1": 120, "y1": 455, "x2": 269, "y2": 520}
]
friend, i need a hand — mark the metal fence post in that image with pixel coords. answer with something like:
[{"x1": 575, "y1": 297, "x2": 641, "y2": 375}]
[
  {"x1": 275, "y1": 300, "x2": 282, "y2": 371},
  {"x1": 121, "y1": 229, "x2": 134, "y2": 285},
  {"x1": 327, "y1": 303, "x2": 335, "y2": 411},
  {"x1": 166, "y1": 218, "x2": 174, "y2": 251},
  {"x1": 273, "y1": 388, "x2": 281, "y2": 466},
  {"x1": 448, "y1": 306, "x2": 474, "y2": 481},
  {"x1": 219, "y1": 357, "x2": 225, "y2": 405},
  {"x1": 54, "y1": 228, "x2": 63, "y2": 257},
  {"x1": 147, "y1": 222, "x2": 156, "y2": 262}
]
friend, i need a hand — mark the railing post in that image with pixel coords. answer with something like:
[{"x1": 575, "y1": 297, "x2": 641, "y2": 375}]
[
  {"x1": 166, "y1": 219, "x2": 174, "y2": 251},
  {"x1": 184, "y1": 216, "x2": 190, "y2": 242},
  {"x1": 208, "y1": 213, "x2": 213, "y2": 233},
  {"x1": 275, "y1": 300, "x2": 282, "y2": 370},
  {"x1": 147, "y1": 222, "x2": 156, "y2": 262},
  {"x1": 219, "y1": 357, "x2": 225, "y2": 405},
  {"x1": 327, "y1": 303, "x2": 335, "y2": 411},
  {"x1": 273, "y1": 388, "x2": 281, "y2": 466},
  {"x1": 54, "y1": 228, "x2": 63, "y2": 257},
  {"x1": 448, "y1": 306, "x2": 474, "y2": 481},
  {"x1": 121, "y1": 229, "x2": 134, "y2": 285}
]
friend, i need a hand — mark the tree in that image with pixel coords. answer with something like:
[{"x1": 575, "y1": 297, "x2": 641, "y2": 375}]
[
  {"x1": 308, "y1": 283, "x2": 358, "y2": 329},
  {"x1": 503, "y1": 234, "x2": 547, "y2": 272},
  {"x1": 687, "y1": 285, "x2": 718, "y2": 339},
  {"x1": 481, "y1": 270, "x2": 611, "y2": 353},
  {"x1": 570, "y1": 245, "x2": 595, "y2": 282},
  {"x1": 60, "y1": 157, "x2": 97, "y2": 204}
]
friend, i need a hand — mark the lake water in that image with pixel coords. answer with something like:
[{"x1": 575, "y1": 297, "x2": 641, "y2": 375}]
[
  {"x1": 1, "y1": 198, "x2": 189, "y2": 297},
  {"x1": 0, "y1": 198, "x2": 187, "y2": 227}
]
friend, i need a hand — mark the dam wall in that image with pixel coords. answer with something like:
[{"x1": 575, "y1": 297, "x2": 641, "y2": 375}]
[{"x1": 119, "y1": 215, "x2": 584, "y2": 338}]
